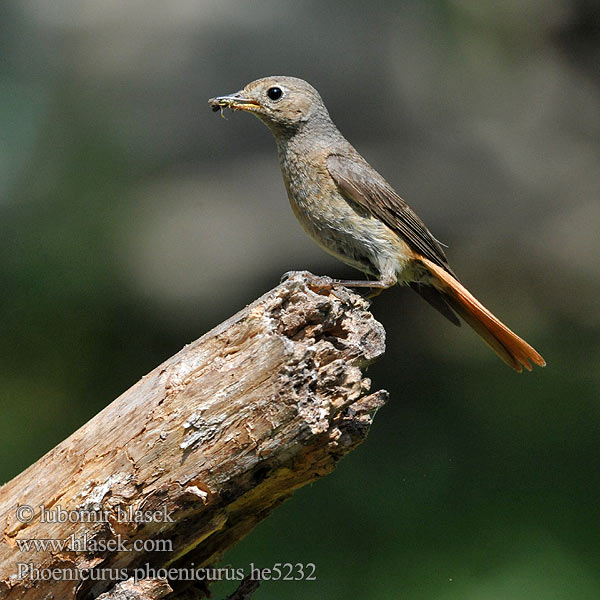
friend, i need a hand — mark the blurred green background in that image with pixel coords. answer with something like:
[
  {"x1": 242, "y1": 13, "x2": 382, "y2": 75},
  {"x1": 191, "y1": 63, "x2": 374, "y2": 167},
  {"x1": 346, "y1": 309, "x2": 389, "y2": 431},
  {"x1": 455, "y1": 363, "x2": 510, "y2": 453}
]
[{"x1": 1, "y1": 1, "x2": 599, "y2": 598}]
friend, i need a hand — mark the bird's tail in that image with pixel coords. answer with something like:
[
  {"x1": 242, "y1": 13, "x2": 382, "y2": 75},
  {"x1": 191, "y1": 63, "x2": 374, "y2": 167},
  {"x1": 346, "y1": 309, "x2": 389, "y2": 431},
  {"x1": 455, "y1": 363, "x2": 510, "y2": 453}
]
[{"x1": 418, "y1": 257, "x2": 546, "y2": 372}]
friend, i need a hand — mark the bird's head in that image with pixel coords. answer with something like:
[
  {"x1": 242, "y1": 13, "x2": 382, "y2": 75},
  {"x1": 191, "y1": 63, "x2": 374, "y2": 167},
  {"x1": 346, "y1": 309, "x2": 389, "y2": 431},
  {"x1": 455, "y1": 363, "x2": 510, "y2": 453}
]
[{"x1": 209, "y1": 76, "x2": 329, "y2": 133}]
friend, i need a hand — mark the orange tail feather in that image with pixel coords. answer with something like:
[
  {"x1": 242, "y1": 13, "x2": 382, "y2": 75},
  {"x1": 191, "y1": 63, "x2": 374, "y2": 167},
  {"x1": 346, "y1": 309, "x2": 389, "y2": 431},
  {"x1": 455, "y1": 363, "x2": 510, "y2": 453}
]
[{"x1": 418, "y1": 257, "x2": 546, "y2": 372}]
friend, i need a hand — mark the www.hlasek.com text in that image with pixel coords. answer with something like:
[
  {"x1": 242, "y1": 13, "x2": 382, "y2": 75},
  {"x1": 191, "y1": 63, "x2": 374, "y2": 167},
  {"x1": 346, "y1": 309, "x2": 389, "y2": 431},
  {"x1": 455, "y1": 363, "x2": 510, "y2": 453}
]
[{"x1": 16, "y1": 533, "x2": 172, "y2": 554}]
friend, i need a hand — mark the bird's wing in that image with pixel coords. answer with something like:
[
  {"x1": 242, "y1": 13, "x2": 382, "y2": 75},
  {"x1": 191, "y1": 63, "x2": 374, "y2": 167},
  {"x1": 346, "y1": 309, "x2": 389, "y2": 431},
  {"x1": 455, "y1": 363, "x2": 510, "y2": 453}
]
[{"x1": 327, "y1": 153, "x2": 454, "y2": 275}]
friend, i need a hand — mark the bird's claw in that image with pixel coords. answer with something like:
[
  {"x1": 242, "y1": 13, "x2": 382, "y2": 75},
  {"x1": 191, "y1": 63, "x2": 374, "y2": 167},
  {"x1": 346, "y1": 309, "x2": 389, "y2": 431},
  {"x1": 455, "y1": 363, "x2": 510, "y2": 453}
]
[{"x1": 280, "y1": 271, "x2": 334, "y2": 289}]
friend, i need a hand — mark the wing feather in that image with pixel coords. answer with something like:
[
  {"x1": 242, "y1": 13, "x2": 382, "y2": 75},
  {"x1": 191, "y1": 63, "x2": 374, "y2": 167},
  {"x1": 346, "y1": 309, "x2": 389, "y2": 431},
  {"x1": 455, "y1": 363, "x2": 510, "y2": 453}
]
[{"x1": 327, "y1": 153, "x2": 454, "y2": 275}]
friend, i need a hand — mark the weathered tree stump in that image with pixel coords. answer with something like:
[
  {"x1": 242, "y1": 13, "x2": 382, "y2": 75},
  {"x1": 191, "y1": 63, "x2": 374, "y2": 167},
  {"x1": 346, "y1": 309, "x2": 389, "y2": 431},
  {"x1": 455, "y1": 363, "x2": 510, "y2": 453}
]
[{"x1": 0, "y1": 272, "x2": 387, "y2": 599}]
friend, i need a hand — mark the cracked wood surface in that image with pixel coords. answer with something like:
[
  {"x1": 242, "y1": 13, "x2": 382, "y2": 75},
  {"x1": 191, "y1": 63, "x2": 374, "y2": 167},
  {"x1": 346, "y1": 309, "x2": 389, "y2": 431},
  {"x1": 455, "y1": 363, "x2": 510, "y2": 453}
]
[
  {"x1": 0, "y1": 272, "x2": 387, "y2": 599},
  {"x1": 95, "y1": 578, "x2": 172, "y2": 600}
]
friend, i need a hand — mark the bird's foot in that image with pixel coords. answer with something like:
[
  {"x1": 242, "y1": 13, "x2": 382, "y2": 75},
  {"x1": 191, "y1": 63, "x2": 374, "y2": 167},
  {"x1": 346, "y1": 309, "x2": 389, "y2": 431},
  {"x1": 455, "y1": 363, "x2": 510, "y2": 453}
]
[
  {"x1": 280, "y1": 271, "x2": 392, "y2": 300},
  {"x1": 280, "y1": 270, "x2": 334, "y2": 291}
]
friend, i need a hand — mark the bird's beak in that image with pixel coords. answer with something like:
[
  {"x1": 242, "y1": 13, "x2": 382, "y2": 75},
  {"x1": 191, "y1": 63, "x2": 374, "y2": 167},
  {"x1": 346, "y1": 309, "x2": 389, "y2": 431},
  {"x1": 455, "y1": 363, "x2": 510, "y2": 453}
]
[{"x1": 209, "y1": 92, "x2": 261, "y2": 113}]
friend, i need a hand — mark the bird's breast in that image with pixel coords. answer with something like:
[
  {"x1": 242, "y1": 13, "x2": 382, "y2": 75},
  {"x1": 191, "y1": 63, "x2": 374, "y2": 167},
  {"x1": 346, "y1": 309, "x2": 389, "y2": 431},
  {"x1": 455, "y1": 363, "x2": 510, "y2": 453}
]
[{"x1": 278, "y1": 148, "x2": 411, "y2": 280}]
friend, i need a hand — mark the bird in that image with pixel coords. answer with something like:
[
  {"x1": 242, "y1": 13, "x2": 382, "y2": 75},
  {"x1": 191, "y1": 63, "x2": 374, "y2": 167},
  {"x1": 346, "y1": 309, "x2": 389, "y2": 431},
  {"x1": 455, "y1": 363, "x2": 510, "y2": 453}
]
[{"x1": 209, "y1": 76, "x2": 545, "y2": 372}]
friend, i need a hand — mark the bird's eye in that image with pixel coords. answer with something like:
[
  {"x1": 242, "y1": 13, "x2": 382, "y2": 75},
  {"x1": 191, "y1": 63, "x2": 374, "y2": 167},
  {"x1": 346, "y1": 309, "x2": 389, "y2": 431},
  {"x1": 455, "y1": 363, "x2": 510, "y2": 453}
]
[{"x1": 266, "y1": 87, "x2": 283, "y2": 101}]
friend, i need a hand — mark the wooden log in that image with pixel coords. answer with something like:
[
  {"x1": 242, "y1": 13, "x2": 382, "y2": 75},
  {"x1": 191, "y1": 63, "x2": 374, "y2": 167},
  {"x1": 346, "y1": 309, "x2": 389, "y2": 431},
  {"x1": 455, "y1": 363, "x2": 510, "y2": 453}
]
[
  {"x1": 95, "y1": 578, "x2": 172, "y2": 600},
  {"x1": 0, "y1": 272, "x2": 387, "y2": 599}
]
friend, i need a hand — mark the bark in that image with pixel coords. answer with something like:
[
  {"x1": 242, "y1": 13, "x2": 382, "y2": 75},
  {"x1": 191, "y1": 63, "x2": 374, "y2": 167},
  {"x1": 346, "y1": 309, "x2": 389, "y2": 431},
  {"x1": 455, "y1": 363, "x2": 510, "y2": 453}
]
[
  {"x1": 96, "y1": 578, "x2": 172, "y2": 600},
  {"x1": 0, "y1": 272, "x2": 387, "y2": 599}
]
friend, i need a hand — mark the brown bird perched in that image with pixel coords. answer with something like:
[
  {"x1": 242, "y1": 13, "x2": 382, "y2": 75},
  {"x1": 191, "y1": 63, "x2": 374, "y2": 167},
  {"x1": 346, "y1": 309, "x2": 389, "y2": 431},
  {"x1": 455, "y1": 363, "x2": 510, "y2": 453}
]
[{"x1": 209, "y1": 76, "x2": 545, "y2": 372}]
